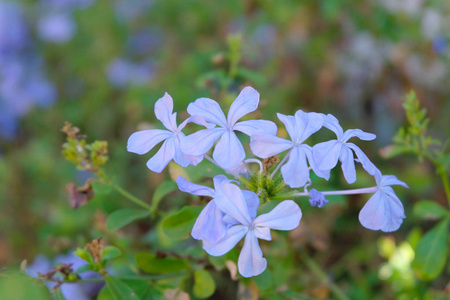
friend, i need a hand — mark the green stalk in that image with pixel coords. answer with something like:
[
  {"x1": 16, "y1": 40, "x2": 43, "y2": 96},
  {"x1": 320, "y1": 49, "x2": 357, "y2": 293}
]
[
  {"x1": 301, "y1": 253, "x2": 351, "y2": 300},
  {"x1": 111, "y1": 184, "x2": 153, "y2": 212}
]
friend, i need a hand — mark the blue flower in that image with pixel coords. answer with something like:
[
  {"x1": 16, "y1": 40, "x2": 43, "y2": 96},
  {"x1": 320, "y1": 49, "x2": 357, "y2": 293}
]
[
  {"x1": 250, "y1": 110, "x2": 329, "y2": 188},
  {"x1": 37, "y1": 12, "x2": 76, "y2": 44},
  {"x1": 181, "y1": 86, "x2": 277, "y2": 170},
  {"x1": 359, "y1": 170, "x2": 408, "y2": 232},
  {"x1": 312, "y1": 114, "x2": 377, "y2": 184},
  {"x1": 127, "y1": 93, "x2": 203, "y2": 172},
  {"x1": 309, "y1": 189, "x2": 328, "y2": 208},
  {"x1": 176, "y1": 175, "x2": 237, "y2": 244},
  {"x1": 107, "y1": 58, "x2": 156, "y2": 88},
  {"x1": 202, "y1": 182, "x2": 302, "y2": 278}
]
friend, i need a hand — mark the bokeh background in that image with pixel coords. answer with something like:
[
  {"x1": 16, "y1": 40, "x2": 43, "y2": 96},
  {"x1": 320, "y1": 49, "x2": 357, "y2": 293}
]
[{"x1": 1, "y1": 0, "x2": 449, "y2": 299}]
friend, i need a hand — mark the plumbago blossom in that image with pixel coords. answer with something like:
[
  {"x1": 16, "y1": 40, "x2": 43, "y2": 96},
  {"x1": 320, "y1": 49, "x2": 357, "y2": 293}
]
[{"x1": 127, "y1": 86, "x2": 408, "y2": 277}]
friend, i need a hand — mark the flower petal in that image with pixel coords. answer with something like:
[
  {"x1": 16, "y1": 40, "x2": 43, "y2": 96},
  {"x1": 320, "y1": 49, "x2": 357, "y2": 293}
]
[
  {"x1": 214, "y1": 183, "x2": 252, "y2": 226},
  {"x1": 341, "y1": 129, "x2": 376, "y2": 143},
  {"x1": 281, "y1": 147, "x2": 310, "y2": 188},
  {"x1": 233, "y1": 120, "x2": 277, "y2": 136},
  {"x1": 293, "y1": 110, "x2": 323, "y2": 143},
  {"x1": 146, "y1": 137, "x2": 176, "y2": 173},
  {"x1": 339, "y1": 145, "x2": 356, "y2": 184},
  {"x1": 176, "y1": 176, "x2": 215, "y2": 197},
  {"x1": 203, "y1": 225, "x2": 248, "y2": 256},
  {"x1": 304, "y1": 145, "x2": 330, "y2": 180},
  {"x1": 358, "y1": 192, "x2": 386, "y2": 231},
  {"x1": 227, "y1": 86, "x2": 259, "y2": 126},
  {"x1": 213, "y1": 130, "x2": 245, "y2": 169},
  {"x1": 250, "y1": 132, "x2": 292, "y2": 158},
  {"x1": 378, "y1": 174, "x2": 409, "y2": 188},
  {"x1": 154, "y1": 93, "x2": 178, "y2": 132},
  {"x1": 312, "y1": 140, "x2": 341, "y2": 171},
  {"x1": 276, "y1": 113, "x2": 297, "y2": 141},
  {"x1": 173, "y1": 134, "x2": 203, "y2": 167},
  {"x1": 127, "y1": 129, "x2": 172, "y2": 155},
  {"x1": 323, "y1": 114, "x2": 344, "y2": 138},
  {"x1": 254, "y1": 200, "x2": 302, "y2": 230},
  {"x1": 181, "y1": 128, "x2": 226, "y2": 156},
  {"x1": 187, "y1": 97, "x2": 227, "y2": 128},
  {"x1": 192, "y1": 201, "x2": 227, "y2": 244},
  {"x1": 242, "y1": 190, "x2": 260, "y2": 220},
  {"x1": 238, "y1": 230, "x2": 267, "y2": 278},
  {"x1": 380, "y1": 192, "x2": 405, "y2": 232},
  {"x1": 254, "y1": 226, "x2": 271, "y2": 241},
  {"x1": 347, "y1": 143, "x2": 377, "y2": 176}
]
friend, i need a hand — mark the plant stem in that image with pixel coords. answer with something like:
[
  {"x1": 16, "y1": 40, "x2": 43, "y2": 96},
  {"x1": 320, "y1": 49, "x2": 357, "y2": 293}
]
[
  {"x1": 204, "y1": 154, "x2": 221, "y2": 168},
  {"x1": 440, "y1": 172, "x2": 450, "y2": 208},
  {"x1": 292, "y1": 186, "x2": 378, "y2": 197},
  {"x1": 111, "y1": 183, "x2": 152, "y2": 211},
  {"x1": 301, "y1": 252, "x2": 350, "y2": 300},
  {"x1": 271, "y1": 152, "x2": 290, "y2": 178}
]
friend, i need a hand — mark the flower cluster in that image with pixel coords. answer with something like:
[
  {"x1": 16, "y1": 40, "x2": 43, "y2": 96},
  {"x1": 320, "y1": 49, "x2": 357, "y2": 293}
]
[{"x1": 127, "y1": 86, "x2": 408, "y2": 277}]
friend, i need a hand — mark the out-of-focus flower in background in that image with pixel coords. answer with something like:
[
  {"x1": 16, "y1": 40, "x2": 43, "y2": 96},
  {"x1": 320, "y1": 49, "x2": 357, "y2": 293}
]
[
  {"x1": 38, "y1": 12, "x2": 76, "y2": 43},
  {"x1": 107, "y1": 58, "x2": 157, "y2": 88}
]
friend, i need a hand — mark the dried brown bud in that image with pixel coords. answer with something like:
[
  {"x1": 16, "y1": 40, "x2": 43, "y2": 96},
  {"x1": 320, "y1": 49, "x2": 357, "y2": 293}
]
[
  {"x1": 263, "y1": 156, "x2": 280, "y2": 172},
  {"x1": 87, "y1": 238, "x2": 104, "y2": 265},
  {"x1": 61, "y1": 122, "x2": 80, "y2": 140},
  {"x1": 66, "y1": 178, "x2": 94, "y2": 209}
]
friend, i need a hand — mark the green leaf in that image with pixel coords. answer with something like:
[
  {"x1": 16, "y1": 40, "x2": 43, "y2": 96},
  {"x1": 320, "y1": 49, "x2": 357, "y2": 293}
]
[
  {"x1": 160, "y1": 206, "x2": 202, "y2": 240},
  {"x1": 102, "y1": 246, "x2": 122, "y2": 261},
  {"x1": 136, "y1": 252, "x2": 190, "y2": 274},
  {"x1": 106, "y1": 209, "x2": 150, "y2": 231},
  {"x1": 75, "y1": 264, "x2": 95, "y2": 273},
  {"x1": 413, "y1": 200, "x2": 449, "y2": 220},
  {"x1": 193, "y1": 270, "x2": 215, "y2": 299},
  {"x1": 104, "y1": 275, "x2": 138, "y2": 300},
  {"x1": 412, "y1": 219, "x2": 449, "y2": 280},
  {"x1": 151, "y1": 181, "x2": 178, "y2": 211},
  {"x1": 54, "y1": 289, "x2": 67, "y2": 300}
]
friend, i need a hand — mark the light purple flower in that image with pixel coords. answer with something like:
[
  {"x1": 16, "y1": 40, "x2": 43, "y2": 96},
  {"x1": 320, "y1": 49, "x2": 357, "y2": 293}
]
[
  {"x1": 37, "y1": 12, "x2": 76, "y2": 44},
  {"x1": 312, "y1": 114, "x2": 377, "y2": 184},
  {"x1": 309, "y1": 189, "x2": 328, "y2": 208},
  {"x1": 176, "y1": 175, "x2": 236, "y2": 244},
  {"x1": 203, "y1": 182, "x2": 302, "y2": 278},
  {"x1": 181, "y1": 87, "x2": 277, "y2": 170},
  {"x1": 107, "y1": 58, "x2": 156, "y2": 88},
  {"x1": 250, "y1": 110, "x2": 328, "y2": 188},
  {"x1": 359, "y1": 170, "x2": 408, "y2": 232},
  {"x1": 127, "y1": 93, "x2": 202, "y2": 173}
]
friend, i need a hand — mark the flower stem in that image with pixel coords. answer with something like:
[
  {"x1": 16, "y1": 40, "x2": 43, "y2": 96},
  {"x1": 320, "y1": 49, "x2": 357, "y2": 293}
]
[
  {"x1": 440, "y1": 171, "x2": 450, "y2": 208},
  {"x1": 292, "y1": 186, "x2": 378, "y2": 197},
  {"x1": 301, "y1": 252, "x2": 350, "y2": 300},
  {"x1": 111, "y1": 183, "x2": 153, "y2": 212},
  {"x1": 245, "y1": 158, "x2": 263, "y2": 173},
  {"x1": 271, "y1": 152, "x2": 290, "y2": 178},
  {"x1": 204, "y1": 154, "x2": 221, "y2": 168}
]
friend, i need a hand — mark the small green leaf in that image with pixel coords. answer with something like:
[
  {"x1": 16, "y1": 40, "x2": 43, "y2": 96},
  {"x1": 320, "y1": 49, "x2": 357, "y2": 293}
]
[
  {"x1": 76, "y1": 264, "x2": 95, "y2": 273},
  {"x1": 412, "y1": 219, "x2": 449, "y2": 280},
  {"x1": 73, "y1": 248, "x2": 94, "y2": 265},
  {"x1": 151, "y1": 181, "x2": 178, "y2": 211},
  {"x1": 413, "y1": 200, "x2": 449, "y2": 220},
  {"x1": 106, "y1": 209, "x2": 150, "y2": 231},
  {"x1": 161, "y1": 206, "x2": 202, "y2": 240},
  {"x1": 193, "y1": 270, "x2": 215, "y2": 299},
  {"x1": 136, "y1": 252, "x2": 190, "y2": 274},
  {"x1": 102, "y1": 246, "x2": 122, "y2": 261},
  {"x1": 104, "y1": 275, "x2": 138, "y2": 300},
  {"x1": 54, "y1": 289, "x2": 67, "y2": 300}
]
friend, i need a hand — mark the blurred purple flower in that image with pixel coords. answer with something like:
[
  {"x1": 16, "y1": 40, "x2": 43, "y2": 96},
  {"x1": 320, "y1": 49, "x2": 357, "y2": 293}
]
[
  {"x1": 40, "y1": 0, "x2": 96, "y2": 10},
  {"x1": 27, "y1": 252, "x2": 103, "y2": 300},
  {"x1": 0, "y1": 2, "x2": 29, "y2": 57},
  {"x1": 107, "y1": 58, "x2": 156, "y2": 88},
  {"x1": 38, "y1": 12, "x2": 76, "y2": 43},
  {"x1": 127, "y1": 93, "x2": 203, "y2": 172},
  {"x1": 359, "y1": 170, "x2": 408, "y2": 232},
  {"x1": 127, "y1": 28, "x2": 162, "y2": 56},
  {"x1": 181, "y1": 87, "x2": 277, "y2": 170},
  {"x1": 432, "y1": 36, "x2": 447, "y2": 55},
  {"x1": 250, "y1": 110, "x2": 328, "y2": 188},
  {"x1": 203, "y1": 182, "x2": 302, "y2": 278},
  {"x1": 312, "y1": 114, "x2": 377, "y2": 184}
]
